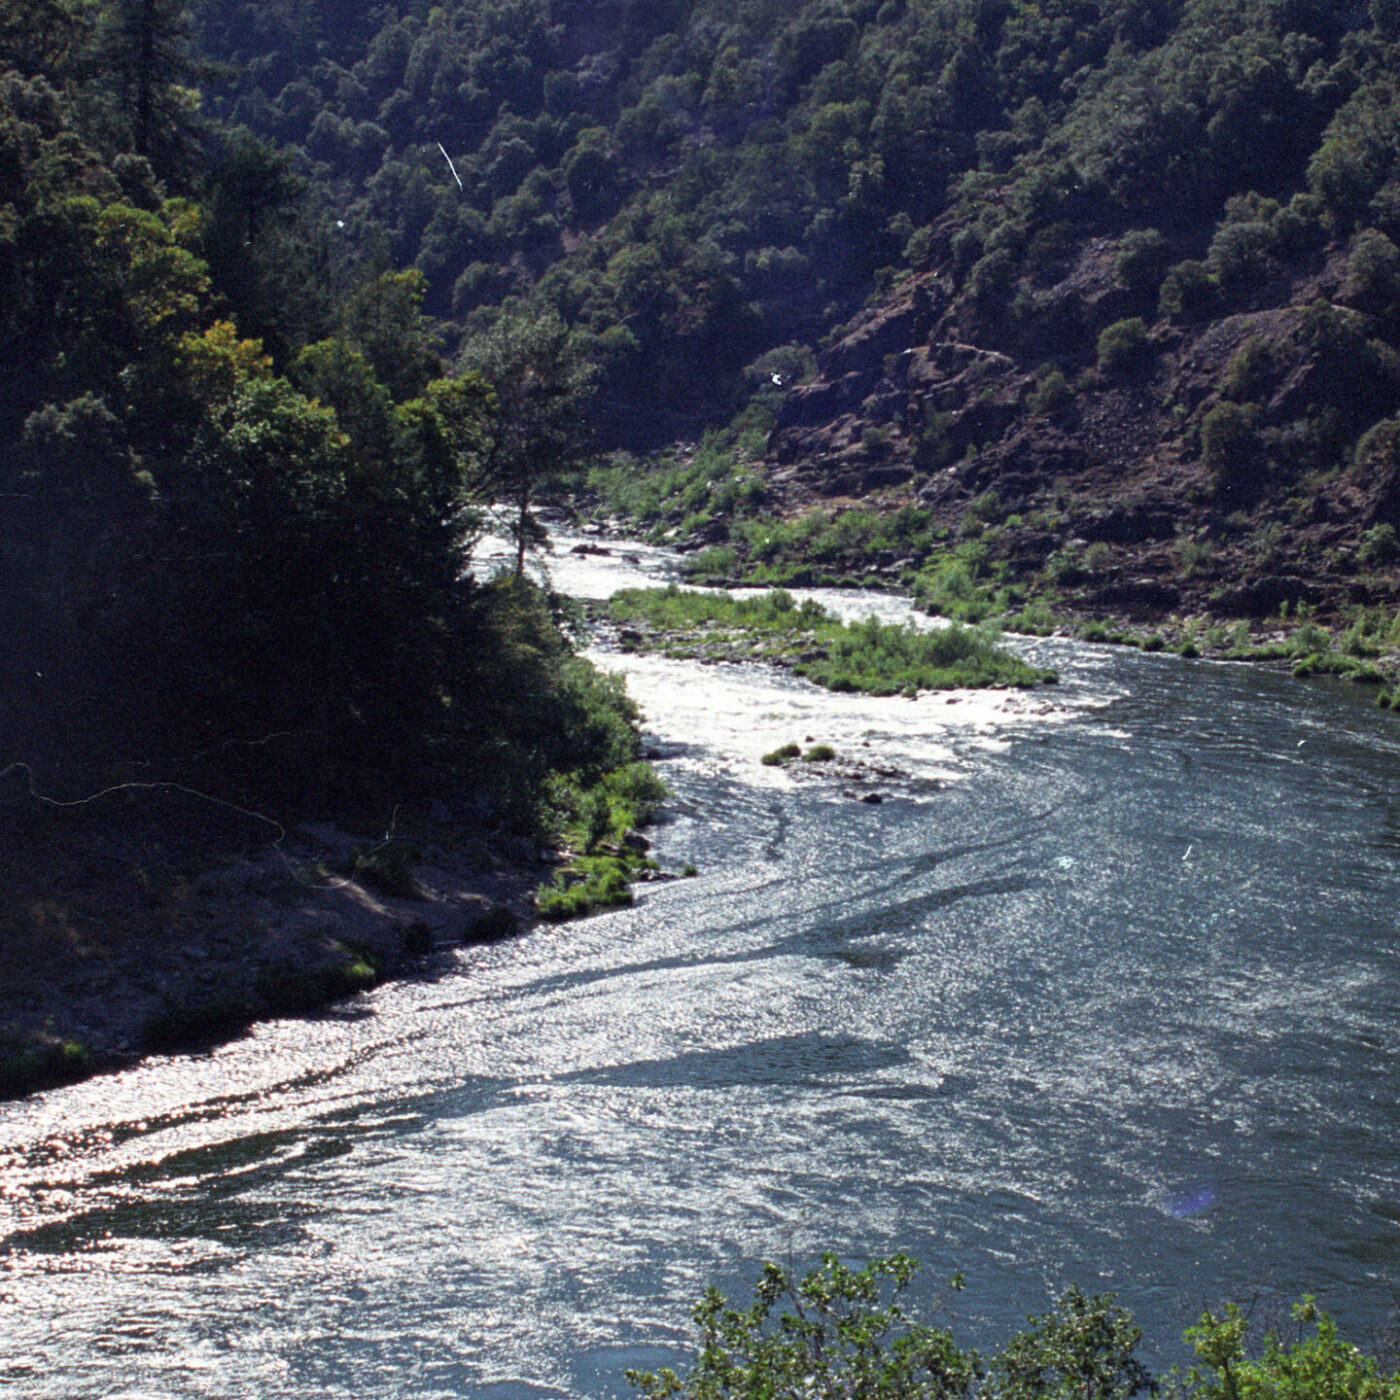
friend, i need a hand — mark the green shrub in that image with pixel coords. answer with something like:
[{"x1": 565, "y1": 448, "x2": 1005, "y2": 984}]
[
  {"x1": 1029, "y1": 368, "x2": 1073, "y2": 414},
  {"x1": 1181, "y1": 1298, "x2": 1400, "y2": 1400},
  {"x1": 993, "y1": 1284, "x2": 1152, "y2": 1400},
  {"x1": 535, "y1": 854, "x2": 634, "y2": 921},
  {"x1": 762, "y1": 742, "x2": 802, "y2": 765},
  {"x1": 683, "y1": 544, "x2": 739, "y2": 579},
  {"x1": 1115, "y1": 228, "x2": 1169, "y2": 297},
  {"x1": 1348, "y1": 228, "x2": 1400, "y2": 324},
  {"x1": 0, "y1": 1036, "x2": 93, "y2": 1097},
  {"x1": 796, "y1": 616, "x2": 1050, "y2": 694},
  {"x1": 628, "y1": 1253, "x2": 979, "y2": 1400},
  {"x1": 1200, "y1": 401, "x2": 1262, "y2": 501},
  {"x1": 1221, "y1": 336, "x2": 1275, "y2": 403},
  {"x1": 628, "y1": 1249, "x2": 1398, "y2": 1400},
  {"x1": 1358, "y1": 522, "x2": 1400, "y2": 566},
  {"x1": 802, "y1": 743, "x2": 836, "y2": 762},
  {"x1": 1096, "y1": 318, "x2": 1154, "y2": 377},
  {"x1": 1159, "y1": 260, "x2": 1219, "y2": 321}
]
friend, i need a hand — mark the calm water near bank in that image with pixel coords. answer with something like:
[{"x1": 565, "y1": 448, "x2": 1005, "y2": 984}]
[{"x1": 3, "y1": 537, "x2": 1399, "y2": 1397}]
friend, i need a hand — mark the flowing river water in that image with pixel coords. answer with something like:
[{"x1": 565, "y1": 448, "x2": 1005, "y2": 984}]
[{"x1": 4, "y1": 534, "x2": 1400, "y2": 1397}]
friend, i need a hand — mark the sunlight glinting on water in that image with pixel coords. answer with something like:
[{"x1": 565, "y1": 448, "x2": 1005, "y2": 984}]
[{"x1": 3, "y1": 533, "x2": 1400, "y2": 1398}]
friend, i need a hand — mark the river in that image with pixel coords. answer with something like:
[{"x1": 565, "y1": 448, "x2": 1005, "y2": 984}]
[{"x1": 3, "y1": 535, "x2": 1400, "y2": 1398}]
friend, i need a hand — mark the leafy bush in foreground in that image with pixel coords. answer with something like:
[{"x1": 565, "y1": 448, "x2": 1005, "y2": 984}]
[
  {"x1": 630, "y1": 1253, "x2": 1400, "y2": 1400},
  {"x1": 628, "y1": 1252, "x2": 978, "y2": 1400}
]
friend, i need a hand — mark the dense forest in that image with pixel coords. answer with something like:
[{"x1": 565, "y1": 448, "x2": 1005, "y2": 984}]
[
  {"x1": 184, "y1": 0, "x2": 1400, "y2": 648},
  {"x1": 7, "y1": 0, "x2": 1400, "y2": 805},
  {"x1": 0, "y1": 0, "x2": 644, "y2": 824}
]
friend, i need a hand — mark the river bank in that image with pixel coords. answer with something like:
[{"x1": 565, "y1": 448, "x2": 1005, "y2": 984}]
[
  {"x1": 569, "y1": 514, "x2": 1400, "y2": 701},
  {"x1": 3, "y1": 518, "x2": 1387, "y2": 1105},
  {"x1": 0, "y1": 793, "x2": 541, "y2": 1100}
]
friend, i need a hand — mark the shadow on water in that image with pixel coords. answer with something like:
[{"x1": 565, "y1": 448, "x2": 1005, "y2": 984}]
[
  {"x1": 541, "y1": 1032, "x2": 913, "y2": 1092},
  {"x1": 7, "y1": 554, "x2": 1400, "y2": 1397}
]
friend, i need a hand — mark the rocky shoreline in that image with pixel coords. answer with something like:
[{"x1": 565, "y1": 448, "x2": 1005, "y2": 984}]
[{"x1": 0, "y1": 796, "x2": 545, "y2": 1101}]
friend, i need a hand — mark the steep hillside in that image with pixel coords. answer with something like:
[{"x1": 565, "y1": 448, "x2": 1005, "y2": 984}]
[
  {"x1": 193, "y1": 0, "x2": 1400, "y2": 640},
  {"x1": 759, "y1": 228, "x2": 1400, "y2": 628}
]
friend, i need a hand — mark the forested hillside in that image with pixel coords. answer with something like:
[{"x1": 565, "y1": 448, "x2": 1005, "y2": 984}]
[
  {"x1": 8, "y1": 0, "x2": 1400, "y2": 808},
  {"x1": 189, "y1": 0, "x2": 1400, "y2": 640},
  {"x1": 0, "y1": 0, "x2": 641, "y2": 818}
]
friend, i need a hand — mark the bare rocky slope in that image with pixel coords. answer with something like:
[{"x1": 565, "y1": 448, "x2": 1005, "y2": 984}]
[{"x1": 760, "y1": 227, "x2": 1400, "y2": 630}]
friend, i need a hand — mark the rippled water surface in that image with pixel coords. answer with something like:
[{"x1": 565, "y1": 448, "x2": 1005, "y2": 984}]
[{"x1": 4, "y1": 538, "x2": 1400, "y2": 1397}]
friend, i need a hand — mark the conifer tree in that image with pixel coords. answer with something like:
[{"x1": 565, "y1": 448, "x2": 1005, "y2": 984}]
[{"x1": 100, "y1": 0, "x2": 197, "y2": 174}]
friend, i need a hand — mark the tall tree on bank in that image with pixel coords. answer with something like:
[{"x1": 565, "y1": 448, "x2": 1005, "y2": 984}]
[
  {"x1": 99, "y1": 0, "x2": 198, "y2": 176},
  {"x1": 461, "y1": 308, "x2": 596, "y2": 577}
]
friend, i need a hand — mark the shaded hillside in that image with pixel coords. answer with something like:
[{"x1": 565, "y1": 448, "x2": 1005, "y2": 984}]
[
  {"x1": 190, "y1": 0, "x2": 1247, "y2": 445},
  {"x1": 758, "y1": 228, "x2": 1400, "y2": 627},
  {"x1": 0, "y1": 1, "x2": 645, "y2": 819}
]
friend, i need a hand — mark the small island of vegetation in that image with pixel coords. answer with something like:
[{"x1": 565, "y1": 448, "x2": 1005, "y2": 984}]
[{"x1": 601, "y1": 585, "x2": 1056, "y2": 695}]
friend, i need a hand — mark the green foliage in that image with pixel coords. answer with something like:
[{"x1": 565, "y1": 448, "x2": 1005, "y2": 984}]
[
  {"x1": 991, "y1": 1286, "x2": 1154, "y2": 1400},
  {"x1": 1096, "y1": 318, "x2": 1155, "y2": 378},
  {"x1": 801, "y1": 615, "x2": 1051, "y2": 694},
  {"x1": 761, "y1": 743, "x2": 802, "y2": 766},
  {"x1": 630, "y1": 1252, "x2": 1400, "y2": 1400},
  {"x1": 9, "y1": 0, "x2": 1400, "y2": 847},
  {"x1": 609, "y1": 584, "x2": 828, "y2": 634},
  {"x1": 683, "y1": 544, "x2": 740, "y2": 580},
  {"x1": 1201, "y1": 400, "x2": 1263, "y2": 501},
  {"x1": 1221, "y1": 336, "x2": 1276, "y2": 403},
  {"x1": 606, "y1": 584, "x2": 1051, "y2": 692},
  {"x1": 1160, "y1": 261, "x2": 1220, "y2": 322},
  {"x1": 1348, "y1": 228, "x2": 1400, "y2": 326},
  {"x1": 165, "y1": 0, "x2": 1400, "y2": 472},
  {"x1": 628, "y1": 1252, "x2": 978, "y2": 1400},
  {"x1": 533, "y1": 759, "x2": 666, "y2": 920},
  {"x1": 536, "y1": 853, "x2": 635, "y2": 921},
  {"x1": 1357, "y1": 521, "x2": 1400, "y2": 565},
  {"x1": 913, "y1": 543, "x2": 1001, "y2": 623},
  {"x1": 0, "y1": 1032, "x2": 92, "y2": 1099},
  {"x1": 1178, "y1": 1298, "x2": 1400, "y2": 1400},
  {"x1": 460, "y1": 304, "x2": 597, "y2": 574},
  {"x1": 1116, "y1": 229, "x2": 1170, "y2": 299},
  {"x1": 1028, "y1": 368, "x2": 1073, "y2": 415}
]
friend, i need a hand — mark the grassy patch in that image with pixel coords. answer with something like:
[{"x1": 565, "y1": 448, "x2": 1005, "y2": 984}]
[
  {"x1": 532, "y1": 760, "x2": 668, "y2": 923},
  {"x1": 604, "y1": 585, "x2": 1054, "y2": 693},
  {"x1": 0, "y1": 1033, "x2": 92, "y2": 1099},
  {"x1": 536, "y1": 854, "x2": 636, "y2": 921}
]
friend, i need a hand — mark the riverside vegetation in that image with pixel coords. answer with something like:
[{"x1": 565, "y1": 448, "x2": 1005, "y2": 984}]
[
  {"x1": 630, "y1": 1251, "x2": 1400, "y2": 1400},
  {"x1": 0, "y1": 1, "x2": 665, "y2": 1094},
  {"x1": 598, "y1": 584, "x2": 1055, "y2": 693}
]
